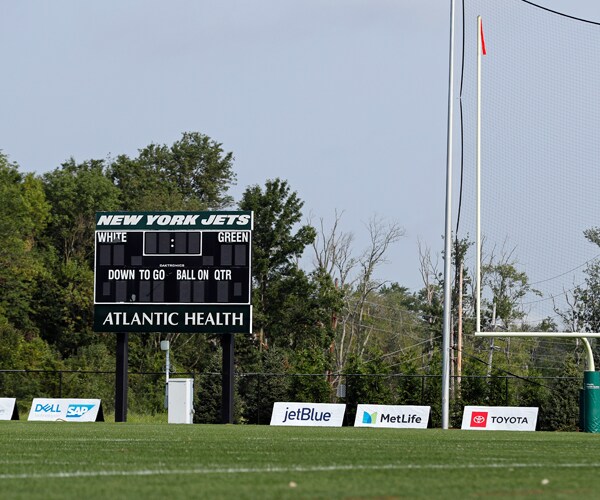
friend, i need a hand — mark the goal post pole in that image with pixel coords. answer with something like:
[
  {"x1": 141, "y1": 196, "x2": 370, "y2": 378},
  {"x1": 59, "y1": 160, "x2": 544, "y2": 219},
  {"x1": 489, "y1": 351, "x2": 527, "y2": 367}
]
[{"x1": 476, "y1": 15, "x2": 483, "y2": 335}]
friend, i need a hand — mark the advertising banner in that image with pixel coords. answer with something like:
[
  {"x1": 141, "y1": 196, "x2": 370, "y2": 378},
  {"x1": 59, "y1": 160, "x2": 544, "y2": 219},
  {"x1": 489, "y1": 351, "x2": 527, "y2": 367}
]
[
  {"x1": 354, "y1": 404, "x2": 430, "y2": 429},
  {"x1": 270, "y1": 402, "x2": 345, "y2": 427},
  {"x1": 0, "y1": 398, "x2": 18, "y2": 420},
  {"x1": 28, "y1": 399, "x2": 104, "y2": 422},
  {"x1": 461, "y1": 406, "x2": 538, "y2": 431}
]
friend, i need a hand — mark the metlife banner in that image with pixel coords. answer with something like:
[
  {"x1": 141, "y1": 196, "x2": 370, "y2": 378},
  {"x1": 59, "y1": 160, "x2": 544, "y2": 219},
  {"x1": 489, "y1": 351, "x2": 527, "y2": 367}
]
[
  {"x1": 270, "y1": 402, "x2": 345, "y2": 427},
  {"x1": 354, "y1": 405, "x2": 430, "y2": 429},
  {"x1": 0, "y1": 398, "x2": 18, "y2": 420},
  {"x1": 28, "y1": 399, "x2": 104, "y2": 422},
  {"x1": 462, "y1": 406, "x2": 538, "y2": 431}
]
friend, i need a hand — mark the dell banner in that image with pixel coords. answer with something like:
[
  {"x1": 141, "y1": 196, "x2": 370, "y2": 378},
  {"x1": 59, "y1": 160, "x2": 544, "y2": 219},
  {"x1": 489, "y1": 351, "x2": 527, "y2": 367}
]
[
  {"x1": 28, "y1": 399, "x2": 104, "y2": 422},
  {"x1": 270, "y1": 402, "x2": 345, "y2": 427},
  {"x1": 462, "y1": 406, "x2": 538, "y2": 431},
  {"x1": 354, "y1": 405, "x2": 430, "y2": 429},
  {"x1": 0, "y1": 398, "x2": 18, "y2": 420}
]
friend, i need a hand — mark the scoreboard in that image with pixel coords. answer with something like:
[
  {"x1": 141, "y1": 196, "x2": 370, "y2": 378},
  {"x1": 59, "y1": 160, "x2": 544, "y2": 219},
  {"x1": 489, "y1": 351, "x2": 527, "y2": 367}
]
[{"x1": 93, "y1": 211, "x2": 252, "y2": 333}]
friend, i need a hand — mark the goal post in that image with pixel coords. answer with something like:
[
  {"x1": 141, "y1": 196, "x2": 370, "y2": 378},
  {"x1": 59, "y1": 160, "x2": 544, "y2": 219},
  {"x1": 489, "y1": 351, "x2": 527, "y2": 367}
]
[
  {"x1": 472, "y1": 11, "x2": 600, "y2": 343},
  {"x1": 461, "y1": 3, "x2": 600, "y2": 334}
]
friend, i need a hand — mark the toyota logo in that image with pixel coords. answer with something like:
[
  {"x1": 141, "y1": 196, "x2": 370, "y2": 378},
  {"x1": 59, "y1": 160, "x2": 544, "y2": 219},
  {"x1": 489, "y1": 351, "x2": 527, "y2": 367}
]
[{"x1": 473, "y1": 415, "x2": 485, "y2": 424}]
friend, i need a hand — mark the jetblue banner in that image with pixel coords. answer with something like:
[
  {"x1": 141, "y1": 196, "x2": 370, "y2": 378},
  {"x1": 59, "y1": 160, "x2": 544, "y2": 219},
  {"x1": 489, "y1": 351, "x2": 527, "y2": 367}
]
[
  {"x1": 28, "y1": 399, "x2": 104, "y2": 422},
  {"x1": 270, "y1": 402, "x2": 345, "y2": 427},
  {"x1": 354, "y1": 404, "x2": 430, "y2": 429},
  {"x1": 0, "y1": 398, "x2": 18, "y2": 420},
  {"x1": 461, "y1": 406, "x2": 538, "y2": 431}
]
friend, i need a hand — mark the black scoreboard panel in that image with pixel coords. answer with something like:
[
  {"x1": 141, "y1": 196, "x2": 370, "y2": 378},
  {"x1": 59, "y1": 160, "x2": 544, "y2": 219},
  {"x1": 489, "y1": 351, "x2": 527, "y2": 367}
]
[
  {"x1": 144, "y1": 231, "x2": 202, "y2": 255},
  {"x1": 94, "y1": 230, "x2": 251, "y2": 305}
]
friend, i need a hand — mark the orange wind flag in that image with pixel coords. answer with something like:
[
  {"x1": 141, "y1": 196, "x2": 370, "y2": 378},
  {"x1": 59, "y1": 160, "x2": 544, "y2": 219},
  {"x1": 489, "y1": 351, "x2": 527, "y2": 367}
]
[{"x1": 480, "y1": 21, "x2": 487, "y2": 55}]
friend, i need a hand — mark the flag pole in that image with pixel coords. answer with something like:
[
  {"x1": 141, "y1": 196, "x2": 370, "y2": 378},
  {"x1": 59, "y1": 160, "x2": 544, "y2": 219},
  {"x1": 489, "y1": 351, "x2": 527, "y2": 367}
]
[{"x1": 441, "y1": 0, "x2": 457, "y2": 430}]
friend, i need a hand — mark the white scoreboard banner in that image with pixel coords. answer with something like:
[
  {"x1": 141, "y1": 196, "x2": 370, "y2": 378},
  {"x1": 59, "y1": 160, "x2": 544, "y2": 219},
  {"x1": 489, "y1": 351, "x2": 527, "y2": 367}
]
[
  {"x1": 462, "y1": 406, "x2": 538, "y2": 431},
  {"x1": 354, "y1": 404, "x2": 430, "y2": 429},
  {"x1": 270, "y1": 402, "x2": 345, "y2": 427},
  {"x1": 28, "y1": 398, "x2": 104, "y2": 422},
  {"x1": 0, "y1": 398, "x2": 18, "y2": 420}
]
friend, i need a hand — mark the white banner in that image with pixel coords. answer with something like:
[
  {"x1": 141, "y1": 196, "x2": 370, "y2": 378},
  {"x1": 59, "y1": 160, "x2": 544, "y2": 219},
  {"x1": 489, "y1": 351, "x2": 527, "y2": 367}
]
[
  {"x1": 461, "y1": 406, "x2": 538, "y2": 431},
  {"x1": 0, "y1": 398, "x2": 18, "y2": 420},
  {"x1": 28, "y1": 399, "x2": 104, "y2": 422},
  {"x1": 354, "y1": 404, "x2": 430, "y2": 429},
  {"x1": 270, "y1": 402, "x2": 345, "y2": 427}
]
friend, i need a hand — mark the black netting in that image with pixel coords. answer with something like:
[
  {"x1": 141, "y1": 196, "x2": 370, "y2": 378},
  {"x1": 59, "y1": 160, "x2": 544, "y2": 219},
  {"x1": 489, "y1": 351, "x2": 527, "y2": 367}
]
[{"x1": 456, "y1": 1, "x2": 600, "y2": 327}]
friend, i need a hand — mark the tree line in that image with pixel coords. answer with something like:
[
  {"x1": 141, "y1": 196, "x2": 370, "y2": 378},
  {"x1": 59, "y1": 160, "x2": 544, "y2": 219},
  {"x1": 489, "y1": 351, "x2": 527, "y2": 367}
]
[{"x1": 1, "y1": 131, "x2": 599, "y2": 429}]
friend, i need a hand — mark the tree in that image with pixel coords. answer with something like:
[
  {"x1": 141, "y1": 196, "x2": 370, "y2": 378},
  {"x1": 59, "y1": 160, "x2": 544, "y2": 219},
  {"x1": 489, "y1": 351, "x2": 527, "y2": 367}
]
[
  {"x1": 239, "y1": 178, "x2": 316, "y2": 347},
  {"x1": 481, "y1": 243, "x2": 540, "y2": 331},
  {"x1": 0, "y1": 154, "x2": 50, "y2": 331},
  {"x1": 333, "y1": 216, "x2": 404, "y2": 372},
  {"x1": 237, "y1": 345, "x2": 290, "y2": 424},
  {"x1": 371, "y1": 284, "x2": 427, "y2": 368},
  {"x1": 260, "y1": 267, "x2": 340, "y2": 350},
  {"x1": 311, "y1": 210, "x2": 356, "y2": 285},
  {"x1": 416, "y1": 238, "x2": 444, "y2": 370},
  {"x1": 539, "y1": 355, "x2": 580, "y2": 431},
  {"x1": 343, "y1": 352, "x2": 393, "y2": 425},
  {"x1": 476, "y1": 243, "x2": 540, "y2": 378},
  {"x1": 561, "y1": 260, "x2": 600, "y2": 334},
  {"x1": 110, "y1": 132, "x2": 236, "y2": 211},
  {"x1": 236, "y1": 179, "x2": 343, "y2": 409},
  {"x1": 0, "y1": 320, "x2": 62, "y2": 402},
  {"x1": 42, "y1": 158, "x2": 121, "y2": 263},
  {"x1": 37, "y1": 159, "x2": 120, "y2": 356}
]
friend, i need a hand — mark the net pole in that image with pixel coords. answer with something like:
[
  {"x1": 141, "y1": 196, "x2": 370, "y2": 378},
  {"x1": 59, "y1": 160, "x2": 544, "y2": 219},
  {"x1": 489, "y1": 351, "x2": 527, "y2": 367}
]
[
  {"x1": 476, "y1": 15, "x2": 483, "y2": 334},
  {"x1": 441, "y1": 0, "x2": 458, "y2": 430}
]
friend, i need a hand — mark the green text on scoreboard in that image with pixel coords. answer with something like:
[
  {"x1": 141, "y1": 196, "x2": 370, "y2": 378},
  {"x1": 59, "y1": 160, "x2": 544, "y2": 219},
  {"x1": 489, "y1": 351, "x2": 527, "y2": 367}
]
[{"x1": 93, "y1": 211, "x2": 252, "y2": 333}]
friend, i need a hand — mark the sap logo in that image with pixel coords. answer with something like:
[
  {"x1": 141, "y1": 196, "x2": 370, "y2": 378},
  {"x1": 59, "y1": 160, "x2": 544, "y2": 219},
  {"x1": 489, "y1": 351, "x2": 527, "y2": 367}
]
[
  {"x1": 362, "y1": 411, "x2": 377, "y2": 424},
  {"x1": 35, "y1": 403, "x2": 61, "y2": 413},
  {"x1": 200, "y1": 214, "x2": 251, "y2": 226},
  {"x1": 282, "y1": 407, "x2": 332, "y2": 423},
  {"x1": 470, "y1": 411, "x2": 488, "y2": 428},
  {"x1": 66, "y1": 404, "x2": 95, "y2": 418}
]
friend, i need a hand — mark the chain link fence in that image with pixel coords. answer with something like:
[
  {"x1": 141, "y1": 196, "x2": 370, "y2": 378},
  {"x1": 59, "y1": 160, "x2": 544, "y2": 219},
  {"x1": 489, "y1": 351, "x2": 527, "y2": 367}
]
[{"x1": 0, "y1": 369, "x2": 581, "y2": 429}]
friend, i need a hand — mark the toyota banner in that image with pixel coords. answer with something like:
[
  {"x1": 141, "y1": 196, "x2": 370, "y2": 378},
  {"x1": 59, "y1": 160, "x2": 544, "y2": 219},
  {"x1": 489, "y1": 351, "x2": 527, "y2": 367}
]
[{"x1": 462, "y1": 406, "x2": 538, "y2": 431}]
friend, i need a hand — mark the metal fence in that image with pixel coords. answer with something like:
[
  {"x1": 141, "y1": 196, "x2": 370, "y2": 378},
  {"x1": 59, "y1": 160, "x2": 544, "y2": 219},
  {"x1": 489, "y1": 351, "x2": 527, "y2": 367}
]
[{"x1": 0, "y1": 369, "x2": 580, "y2": 427}]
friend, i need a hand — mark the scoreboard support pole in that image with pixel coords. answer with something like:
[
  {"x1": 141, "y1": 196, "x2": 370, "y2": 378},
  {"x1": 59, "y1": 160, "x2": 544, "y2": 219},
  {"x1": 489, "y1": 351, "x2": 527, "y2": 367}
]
[
  {"x1": 115, "y1": 332, "x2": 129, "y2": 422},
  {"x1": 221, "y1": 333, "x2": 235, "y2": 424}
]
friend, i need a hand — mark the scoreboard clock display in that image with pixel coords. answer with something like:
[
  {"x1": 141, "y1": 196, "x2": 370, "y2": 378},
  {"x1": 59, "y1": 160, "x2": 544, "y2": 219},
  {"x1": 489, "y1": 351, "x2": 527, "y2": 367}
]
[{"x1": 93, "y1": 211, "x2": 252, "y2": 333}]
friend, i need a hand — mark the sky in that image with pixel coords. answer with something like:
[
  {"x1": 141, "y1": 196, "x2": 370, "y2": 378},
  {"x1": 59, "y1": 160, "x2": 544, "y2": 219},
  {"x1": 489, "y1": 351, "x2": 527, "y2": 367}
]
[{"x1": 2, "y1": 0, "x2": 600, "y2": 294}]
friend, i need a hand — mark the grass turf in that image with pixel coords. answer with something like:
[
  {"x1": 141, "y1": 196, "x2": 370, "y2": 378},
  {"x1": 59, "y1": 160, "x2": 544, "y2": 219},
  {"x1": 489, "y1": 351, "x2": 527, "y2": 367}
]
[{"x1": 2, "y1": 422, "x2": 600, "y2": 499}]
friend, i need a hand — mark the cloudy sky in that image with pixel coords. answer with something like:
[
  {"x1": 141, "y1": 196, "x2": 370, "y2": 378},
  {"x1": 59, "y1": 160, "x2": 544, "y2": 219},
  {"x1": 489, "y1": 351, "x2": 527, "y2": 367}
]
[{"x1": 2, "y1": 1, "x2": 599, "y2": 292}]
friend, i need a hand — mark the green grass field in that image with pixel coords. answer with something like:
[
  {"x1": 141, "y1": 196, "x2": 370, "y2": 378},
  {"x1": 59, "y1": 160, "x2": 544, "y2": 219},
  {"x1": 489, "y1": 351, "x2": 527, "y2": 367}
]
[{"x1": 2, "y1": 422, "x2": 600, "y2": 499}]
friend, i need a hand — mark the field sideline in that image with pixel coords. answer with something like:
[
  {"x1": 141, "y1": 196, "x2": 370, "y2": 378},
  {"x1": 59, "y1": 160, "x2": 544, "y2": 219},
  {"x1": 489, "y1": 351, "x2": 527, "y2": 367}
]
[{"x1": 2, "y1": 423, "x2": 600, "y2": 499}]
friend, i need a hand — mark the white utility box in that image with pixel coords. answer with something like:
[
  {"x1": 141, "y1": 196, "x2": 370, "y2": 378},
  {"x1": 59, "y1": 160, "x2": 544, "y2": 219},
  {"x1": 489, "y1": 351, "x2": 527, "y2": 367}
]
[{"x1": 167, "y1": 378, "x2": 194, "y2": 424}]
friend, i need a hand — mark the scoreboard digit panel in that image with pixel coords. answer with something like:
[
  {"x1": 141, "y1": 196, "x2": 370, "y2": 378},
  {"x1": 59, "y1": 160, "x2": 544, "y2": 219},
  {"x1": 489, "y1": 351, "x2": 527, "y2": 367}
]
[{"x1": 94, "y1": 230, "x2": 251, "y2": 305}]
